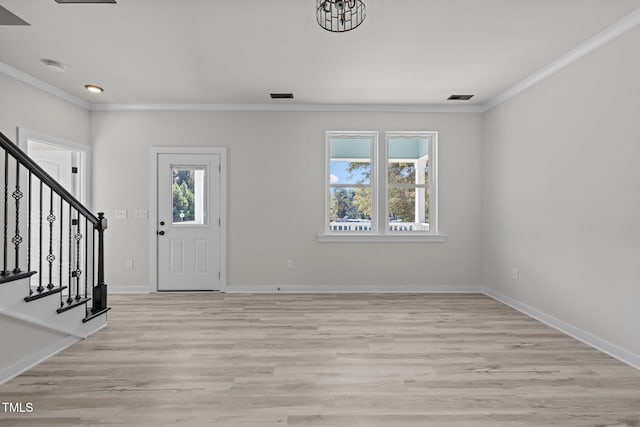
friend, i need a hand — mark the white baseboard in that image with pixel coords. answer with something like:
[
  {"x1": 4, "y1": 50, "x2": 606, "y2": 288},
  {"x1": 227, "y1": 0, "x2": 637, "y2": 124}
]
[
  {"x1": 225, "y1": 284, "x2": 482, "y2": 294},
  {"x1": 109, "y1": 283, "x2": 482, "y2": 294},
  {"x1": 482, "y1": 287, "x2": 640, "y2": 370},
  {"x1": 0, "y1": 335, "x2": 79, "y2": 385}
]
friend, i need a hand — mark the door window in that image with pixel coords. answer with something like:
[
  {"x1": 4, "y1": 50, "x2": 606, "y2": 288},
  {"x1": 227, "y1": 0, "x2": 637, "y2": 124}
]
[{"x1": 171, "y1": 166, "x2": 207, "y2": 225}]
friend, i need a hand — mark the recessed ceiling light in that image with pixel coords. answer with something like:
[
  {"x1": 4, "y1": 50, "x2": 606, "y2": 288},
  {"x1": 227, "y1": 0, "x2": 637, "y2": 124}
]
[
  {"x1": 41, "y1": 59, "x2": 66, "y2": 72},
  {"x1": 84, "y1": 84, "x2": 104, "y2": 93},
  {"x1": 270, "y1": 93, "x2": 294, "y2": 99},
  {"x1": 448, "y1": 94, "x2": 474, "y2": 101}
]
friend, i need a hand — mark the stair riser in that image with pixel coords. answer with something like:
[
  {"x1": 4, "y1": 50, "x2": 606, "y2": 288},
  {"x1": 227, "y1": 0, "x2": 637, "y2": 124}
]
[{"x1": 0, "y1": 277, "x2": 31, "y2": 309}]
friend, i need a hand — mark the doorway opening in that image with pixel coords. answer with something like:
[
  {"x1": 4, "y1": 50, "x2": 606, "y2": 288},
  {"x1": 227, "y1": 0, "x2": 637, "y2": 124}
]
[{"x1": 17, "y1": 128, "x2": 91, "y2": 289}]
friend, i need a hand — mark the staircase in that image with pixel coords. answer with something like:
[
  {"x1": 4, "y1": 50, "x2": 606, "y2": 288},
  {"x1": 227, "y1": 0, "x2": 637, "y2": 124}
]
[{"x1": 0, "y1": 130, "x2": 109, "y2": 384}]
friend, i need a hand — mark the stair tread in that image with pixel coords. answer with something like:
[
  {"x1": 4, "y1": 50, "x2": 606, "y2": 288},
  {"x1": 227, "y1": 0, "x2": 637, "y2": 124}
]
[
  {"x1": 24, "y1": 286, "x2": 67, "y2": 302},
  {"x1": 0, "y1": 271, "x2": 37, "y2": 285},
  {"x1": 57, "y1": 297, "x2": 91, "y2": 314},
  {"x1": 83, "y1": 306, "x2": 111, "y2": 323}
]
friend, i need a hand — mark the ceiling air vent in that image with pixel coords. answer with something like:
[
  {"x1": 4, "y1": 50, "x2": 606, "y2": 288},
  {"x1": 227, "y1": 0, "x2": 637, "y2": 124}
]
[
  {"x1": 55, "y1": 0, "x2": 116, "y2": 3},
  {"x1": 448, "y1": 94, "x2": 474, "y2": 101},
  {"x1": 270, "y1": 93, "x2": 294, "y2": 99}
]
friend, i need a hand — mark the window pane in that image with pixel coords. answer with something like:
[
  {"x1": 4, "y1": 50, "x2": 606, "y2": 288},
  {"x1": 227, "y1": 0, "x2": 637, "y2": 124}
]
[
  {"x1": 330, "y1": 160, "x2": 371, "y2": 185},
  {"x1": 388, "y1": 187, "x2": 429, "y2": 231},
  {"x1": 388, "y1": 137, "x2": 429, "y2": 160},
  {"x1": 172, "y1": 166, "x2": 206, "y2": 225},
  {"x1": 388, "y1": 137, "x2": 429, "y2": 186},
  {"x1": 329, "y1": 187, "x2": 371, "y2": 232},
  {"x1": 388, "y1": 162, "x2": 416, "y2": 184},
  {"x1": 330, "y1": 138, "x2": 371, "y2": 185},
  {"x1": 387, "y1": 135, "x2": 431, "y2": 232}
]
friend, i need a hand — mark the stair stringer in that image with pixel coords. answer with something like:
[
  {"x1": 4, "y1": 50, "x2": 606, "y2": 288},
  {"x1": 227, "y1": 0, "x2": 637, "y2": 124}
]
[{"x1": 0, "y1": 277, "x2": 109, "y2": 384}]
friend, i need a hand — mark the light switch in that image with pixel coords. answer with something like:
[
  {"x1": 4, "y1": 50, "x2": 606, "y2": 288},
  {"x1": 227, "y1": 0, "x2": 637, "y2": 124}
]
[
  {"x1": 135, "y1": 209, "x2": 148, "y2": 219},
  {"x1": 114, "y1": 209, "x2": 127, "y2": 219}
]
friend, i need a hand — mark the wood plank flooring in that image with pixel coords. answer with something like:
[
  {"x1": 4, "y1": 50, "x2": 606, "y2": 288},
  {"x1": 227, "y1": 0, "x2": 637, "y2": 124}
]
[{"x1": 1, "y1": 293, "x2": 639, "y2": 426}]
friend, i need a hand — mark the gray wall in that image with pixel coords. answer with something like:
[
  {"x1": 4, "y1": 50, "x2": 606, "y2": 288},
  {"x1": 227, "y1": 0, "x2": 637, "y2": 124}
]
[
  {"x1": 90, "y1": 110, "x2": 484, "y2": 290},
  {"x1": 0, "y1": 73, "x2": 88, "y2": 144},
  {"x1": 483, "y1": 26, "x2": 640, "y2": 356}
]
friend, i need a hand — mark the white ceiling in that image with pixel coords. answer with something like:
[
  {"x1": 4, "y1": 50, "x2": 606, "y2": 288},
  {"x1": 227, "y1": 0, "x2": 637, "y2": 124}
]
[{"x1": 1, "y1": 0, "x2": 639, "y2": 107}]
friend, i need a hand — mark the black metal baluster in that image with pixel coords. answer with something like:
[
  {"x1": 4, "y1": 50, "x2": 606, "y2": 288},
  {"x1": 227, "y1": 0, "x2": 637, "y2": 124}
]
[
  {"x1": 37, "y1": 181, "x2": 44, "y2": 294},
  {"x1": 46, "y1": 189, "x2": 56, "y2": 290},
  {"x1": 2, "y1": 151, "x2": 9, "y2": 276},
  {"x1": 67, "y1": 204, "x2": 72, "y2": 305},
  {"x1": 27, "y1": 172, "x2": 32, "y2": 271},
  {"x1": 88, "y1": 225, "x2": 95, "y2": 318},
  {"x1": 27, "y1": 172, "x2": 32, "y2": 295},
  {"x1": 74, "y1": 212, "x2": 82, "y2": 301},
  {"x1": 12, "y1": 160, "x2": 23, "y2": 273},
  {"x1": 84, "y1": 217, "x2": 88, "y2": 300},
  {"x1": 92, "y1": 226, "x2": 96, "y2": 291},
  {"x1": 59, "y1": 197, "x2": 63, "y2": 308}
]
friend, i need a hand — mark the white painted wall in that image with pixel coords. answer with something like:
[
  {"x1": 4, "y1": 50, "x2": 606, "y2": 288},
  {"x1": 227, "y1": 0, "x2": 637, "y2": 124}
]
[
  {"x1": 90, "y1": 111, "x2": 483, "y2": 291},
  {"x1": 0, "y1": 315, "x2": 67, "y2": 379},
  {"x1": 0, "y1": 73, "x2": 89, "y2": 145},
  {"x1": 483, "y1": 26, "x2": 640, "y2": 356}
]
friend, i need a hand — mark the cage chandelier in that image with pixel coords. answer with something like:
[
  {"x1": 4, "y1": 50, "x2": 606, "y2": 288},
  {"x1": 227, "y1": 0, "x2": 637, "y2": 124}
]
[{"x1": 316, "y1": 0, "x2": 366, "y2": 32}]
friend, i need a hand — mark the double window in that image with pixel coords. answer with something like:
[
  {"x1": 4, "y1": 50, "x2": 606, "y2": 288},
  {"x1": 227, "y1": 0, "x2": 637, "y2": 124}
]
[{"x1": 325, "y1": 131, "x2": 440, "y2": 239}]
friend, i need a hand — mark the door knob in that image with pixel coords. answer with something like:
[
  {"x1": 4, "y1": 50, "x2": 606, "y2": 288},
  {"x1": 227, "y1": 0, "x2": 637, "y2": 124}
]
[
  {"x1": 157, "y1": 230, "x2": 165, "y2": 236},
  {"x1": 160, "y1": 221, "x2": 165, "y2": 226}
]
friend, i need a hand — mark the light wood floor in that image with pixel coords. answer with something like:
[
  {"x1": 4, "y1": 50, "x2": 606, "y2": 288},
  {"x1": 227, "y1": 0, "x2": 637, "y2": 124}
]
[{"x1": 1, "y1": 293, "x2": 639, "y2": 426}]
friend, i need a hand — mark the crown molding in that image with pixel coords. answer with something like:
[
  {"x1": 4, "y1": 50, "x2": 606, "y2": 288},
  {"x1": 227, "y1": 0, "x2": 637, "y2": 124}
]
[
  {"x1": 0, "y1": 61, "x2": 89, "y2": 109},
  {"x1": 88, "y1": 103, "x2": 484, "y2": 113},
  {"x1": 2, "y1": 7, "x2": 639, "y2": 114},
  {"x1": 483, "y1": 7, "x2": 640, "y2": 112}
]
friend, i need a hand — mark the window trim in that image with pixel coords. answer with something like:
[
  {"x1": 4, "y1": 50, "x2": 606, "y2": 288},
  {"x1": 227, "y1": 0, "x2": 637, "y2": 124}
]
[
  {"x1": 321, "y1": 131, "x2": 446, "y2": 242},
  {"x1": 384, "y1": 131, "x2": 438, "y2": 235},
  {"x1": 325, "y1": 131, "x2": 379, "y2": 235}
]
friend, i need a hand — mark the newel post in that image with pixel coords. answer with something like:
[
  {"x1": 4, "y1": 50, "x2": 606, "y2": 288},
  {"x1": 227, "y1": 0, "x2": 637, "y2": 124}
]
[{"x1": 92, "y1": 212, "x2": 108, "y2": 313}]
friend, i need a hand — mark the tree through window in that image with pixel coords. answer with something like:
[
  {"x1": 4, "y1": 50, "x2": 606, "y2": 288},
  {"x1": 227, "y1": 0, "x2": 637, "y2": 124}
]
[{"x1": 172, "y1": 166, "x2": 207, "y2": 225}]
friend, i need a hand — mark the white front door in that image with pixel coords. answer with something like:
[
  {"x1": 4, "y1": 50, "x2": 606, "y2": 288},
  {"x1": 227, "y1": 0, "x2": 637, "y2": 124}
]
[{"x1": 157, "y1": 153, "x2": 221, "y2": 291}]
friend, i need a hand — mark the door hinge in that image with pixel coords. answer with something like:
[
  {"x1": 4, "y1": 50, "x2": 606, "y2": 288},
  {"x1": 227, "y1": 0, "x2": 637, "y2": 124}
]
[
  {"x1": 218, "y1": 218, "x2": 221, "y2": 226},
  {"x1": 218, "y1": 271, "x2": 221, "y2": 280},
  {"x1": 71, "y1": 167, "x2": 78, "y2": 174},
  {"x1": 219, "y1": 164, "x2": 221, "y2": 173}
]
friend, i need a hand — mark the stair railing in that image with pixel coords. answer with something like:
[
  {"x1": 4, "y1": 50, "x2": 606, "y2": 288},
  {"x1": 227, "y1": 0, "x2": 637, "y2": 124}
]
[{"x1": 0, "y1": 131, "x2": 108, "y2": 319}]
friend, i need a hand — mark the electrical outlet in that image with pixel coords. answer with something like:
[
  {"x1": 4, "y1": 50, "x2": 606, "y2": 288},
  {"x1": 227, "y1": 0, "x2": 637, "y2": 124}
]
[
  {"x1": 114, "y1": 209, "x2": 127, "y2": 219},
  {"x1": 512, "y1": 267, "x2": 519, "y2": 280},
  {"x1": 287, "y1": 259, "x2": 294, "y2": 269},
  {"x1": 126, "y1": 259, "x2": 134, "y2": 269}
]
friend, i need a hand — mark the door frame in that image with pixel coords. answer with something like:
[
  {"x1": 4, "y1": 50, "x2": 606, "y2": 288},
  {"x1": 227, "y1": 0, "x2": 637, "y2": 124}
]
[
  {"x1": 17, "y1": 127, "x2": 91, "y2": 207},
  {"x1": 149, "y1": 146, "x2": 227, "y2": 292}
]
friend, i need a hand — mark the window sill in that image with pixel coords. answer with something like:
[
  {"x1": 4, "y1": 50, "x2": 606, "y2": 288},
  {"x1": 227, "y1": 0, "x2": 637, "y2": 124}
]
[{"x1": 317, "y1": 233, "x2": 447, "y2": 243}]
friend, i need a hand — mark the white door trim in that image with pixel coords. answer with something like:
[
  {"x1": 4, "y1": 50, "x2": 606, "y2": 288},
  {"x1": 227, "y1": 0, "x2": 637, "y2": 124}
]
[
  {"x1": 17, "y1": 127, "x2": 91, "y2": 208},
  {"x1": 149, "y1": 146, "x2": 227, "y2": 292}
]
